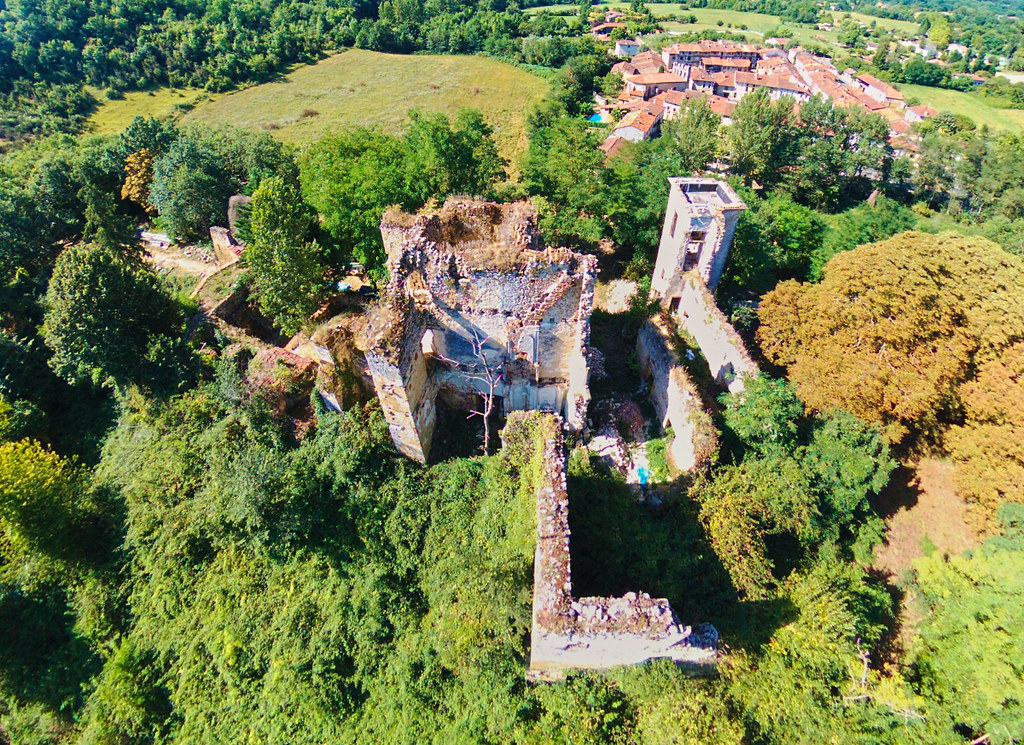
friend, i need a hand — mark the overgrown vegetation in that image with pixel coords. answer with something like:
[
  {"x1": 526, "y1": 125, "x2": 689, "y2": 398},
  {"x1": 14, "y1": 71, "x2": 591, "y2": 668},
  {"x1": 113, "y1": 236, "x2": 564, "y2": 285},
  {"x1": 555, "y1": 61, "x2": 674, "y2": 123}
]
[{"x1": 2, "y1": 1, "x2": 1024, "y2": 741}]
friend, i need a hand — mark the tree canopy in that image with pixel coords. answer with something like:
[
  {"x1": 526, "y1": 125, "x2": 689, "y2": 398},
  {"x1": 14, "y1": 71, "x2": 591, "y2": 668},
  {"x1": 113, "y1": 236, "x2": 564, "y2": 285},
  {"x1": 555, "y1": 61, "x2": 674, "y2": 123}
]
[{"x1": 757, "y1": 231, "x2": 1024, "y2": 444}]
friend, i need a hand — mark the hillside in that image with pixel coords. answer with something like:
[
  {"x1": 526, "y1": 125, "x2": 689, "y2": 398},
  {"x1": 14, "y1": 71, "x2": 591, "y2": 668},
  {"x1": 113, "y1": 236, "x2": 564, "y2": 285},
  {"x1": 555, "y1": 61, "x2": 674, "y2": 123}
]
[
  {"x1": 178, "y1": 49, "x2": 550, "y2": 165},
  {"x1": 899, "y1": 83, "x2": 1024, "y2": 130}
]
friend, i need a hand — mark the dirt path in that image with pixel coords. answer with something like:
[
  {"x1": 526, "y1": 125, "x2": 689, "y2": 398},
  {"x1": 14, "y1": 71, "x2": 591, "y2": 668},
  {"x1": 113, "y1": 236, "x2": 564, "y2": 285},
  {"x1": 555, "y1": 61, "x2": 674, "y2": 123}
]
[
  {"x1": 873, "y1": 458, "x2": 978, "y2": 579},
  {"x1": 145, "y1": 246, "x2": 218, "y2": 278}
]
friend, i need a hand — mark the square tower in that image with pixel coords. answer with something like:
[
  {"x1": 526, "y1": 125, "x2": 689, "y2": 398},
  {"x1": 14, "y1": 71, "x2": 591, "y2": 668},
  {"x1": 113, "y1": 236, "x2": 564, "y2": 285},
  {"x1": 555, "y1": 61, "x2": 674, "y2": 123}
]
[{"x1": 651, "y1": 178, "x2": 746, "y2": 298}]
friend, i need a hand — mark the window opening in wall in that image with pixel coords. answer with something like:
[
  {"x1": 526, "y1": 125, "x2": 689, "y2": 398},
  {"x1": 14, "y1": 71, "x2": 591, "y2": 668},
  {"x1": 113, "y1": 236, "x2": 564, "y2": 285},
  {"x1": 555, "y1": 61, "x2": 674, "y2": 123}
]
[
  {"x1": 670, "y1": 212, "x2": 678, "y2": 237},
  {"x1": 669, "y1": 296, "x2": 681, "y2": 312}
]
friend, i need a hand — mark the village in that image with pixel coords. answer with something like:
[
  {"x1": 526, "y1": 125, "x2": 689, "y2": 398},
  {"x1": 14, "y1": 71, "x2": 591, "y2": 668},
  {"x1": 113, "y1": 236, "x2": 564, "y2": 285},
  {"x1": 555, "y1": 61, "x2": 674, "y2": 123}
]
[{"x1": 595, "y1": 19, "x2": 938, "y2": 159}]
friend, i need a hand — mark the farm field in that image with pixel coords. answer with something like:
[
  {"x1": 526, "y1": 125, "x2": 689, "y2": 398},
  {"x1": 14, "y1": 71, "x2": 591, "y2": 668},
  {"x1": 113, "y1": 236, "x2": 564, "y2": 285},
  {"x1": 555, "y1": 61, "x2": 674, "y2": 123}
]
[
  {"x1": 86, "y1": 86, "x2": 221, "y2": 134},
  {"x1": 181, "y1": 49, "x2": 549, "y2": 165},
  {"x1": 899, "y1": 83, "x2": 1024, "y2": 131}
]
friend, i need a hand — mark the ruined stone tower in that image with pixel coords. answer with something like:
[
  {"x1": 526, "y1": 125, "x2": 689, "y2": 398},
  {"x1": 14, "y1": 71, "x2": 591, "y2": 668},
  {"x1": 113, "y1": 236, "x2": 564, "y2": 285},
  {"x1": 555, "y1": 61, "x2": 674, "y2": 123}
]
[
  {"x1": 358, "y1": 199, "x2": 597, "y2": 463},
  {"x1": 651, "y1": 177, "x2": 746, "y2": 297}
]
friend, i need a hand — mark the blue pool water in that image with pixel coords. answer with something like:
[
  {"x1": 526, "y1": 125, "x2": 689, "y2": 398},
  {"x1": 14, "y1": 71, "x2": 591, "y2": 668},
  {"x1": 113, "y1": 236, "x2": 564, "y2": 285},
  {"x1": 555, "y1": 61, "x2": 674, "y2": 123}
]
[{"x1": 588, "y1": 113, "x2": 603, "y2": 122}]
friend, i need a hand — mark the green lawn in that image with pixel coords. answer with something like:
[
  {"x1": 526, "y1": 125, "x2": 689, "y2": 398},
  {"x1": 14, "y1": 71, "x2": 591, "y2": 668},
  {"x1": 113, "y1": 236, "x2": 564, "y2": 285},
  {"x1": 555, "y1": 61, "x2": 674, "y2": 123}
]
[
  {"x1": 181, "y1": 49, "x2": 549, "y2": 166},
  {"x1": 899, "y1": 83, "x2": 1024, "y2": 131},
  {"x1": 86, "y1": 87, "x2": 222, "y2": 134}
]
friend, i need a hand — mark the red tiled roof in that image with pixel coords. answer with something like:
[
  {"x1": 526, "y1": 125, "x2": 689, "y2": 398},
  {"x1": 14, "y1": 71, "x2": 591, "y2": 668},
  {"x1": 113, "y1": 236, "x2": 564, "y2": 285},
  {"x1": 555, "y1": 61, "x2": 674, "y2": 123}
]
[
  {"x1": 707, "y1": 95, "x2": 736, "y2": 117},
  {"x1": 702, "y1": 56, "x2": 751, "y2": 68},
  {"x1": 615, "y1": 107, "x2": 662, "y2": 135},
  {"x1": 735, "y1": 71, "x2": 808, "y2": 94},
  {"x1": 600, "y1": 135, "x2": 628, "y2": 158},
  {"x1": 626, "y1": 72, "x2": 685, "y2": 86},
  {"x1": 909, "y1": 104, "x2": 937, "y2": 117},
  {"x1": 857, "y1": 72, "x2": 904, "y2": 100}
]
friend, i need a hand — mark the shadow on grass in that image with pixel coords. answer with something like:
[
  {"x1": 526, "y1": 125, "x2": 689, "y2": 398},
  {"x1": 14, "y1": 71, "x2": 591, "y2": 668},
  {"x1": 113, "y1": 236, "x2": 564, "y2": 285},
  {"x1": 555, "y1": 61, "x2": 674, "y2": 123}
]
[{"x1": 566, "y1": 463, "x2": 799, "y2": 653}]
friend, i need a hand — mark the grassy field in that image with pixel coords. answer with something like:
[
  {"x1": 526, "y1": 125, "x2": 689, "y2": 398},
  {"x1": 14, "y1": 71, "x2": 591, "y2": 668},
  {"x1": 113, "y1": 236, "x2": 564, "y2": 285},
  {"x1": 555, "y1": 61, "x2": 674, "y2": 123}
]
[
  {"x1": 837, "y1": 11, "x2": 919, "y2": 37},
  {"x1": 86, "y1": 87, "x2": 222, "y2": 134},
  {"x1": 529, "y1": 3, "x2": 848, "y2": 53},
  {"x1": 899, "y1": 83, "x2": 1024, "y2": 131},
  {"x1": 179, "y1": 49, "x2": 549, "y2": 166}
]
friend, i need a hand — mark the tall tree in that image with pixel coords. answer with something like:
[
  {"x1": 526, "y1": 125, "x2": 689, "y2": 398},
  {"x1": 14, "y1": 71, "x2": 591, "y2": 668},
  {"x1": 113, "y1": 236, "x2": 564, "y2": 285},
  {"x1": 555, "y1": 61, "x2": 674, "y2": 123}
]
[
  {"x1": 522, "y1": 114, "x2": 609, "y2": 248},
  {"x1": 790, "y1": 96, "x2": 891, "y2": 211},
  {"x1": 726, "y1": 88, "x2": 801, "y2": 187},
  {"x1": 149, "y1": 138, "x2": 232, "y2": 242},
  {"x1": 245, "y1": 177, "x2": 328, "y2": 336},
  {"x1": 948, "y1": 342, "x2": 1024, "y2": 521},
  {"x1": 41, "y1": 244, "x2": 183, "y2": 389},
  {"x1": 757, "y1": 232, "x2": 1024, "y2": 444}
]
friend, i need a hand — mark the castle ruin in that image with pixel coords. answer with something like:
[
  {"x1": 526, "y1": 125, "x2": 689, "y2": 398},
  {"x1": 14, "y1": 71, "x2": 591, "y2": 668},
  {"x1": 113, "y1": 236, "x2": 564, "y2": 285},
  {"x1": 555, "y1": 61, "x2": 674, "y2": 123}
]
[
  {"x1": 348, "y1": 180, "x2": 758, "y2": 680},
  {"x1": 358, "y1": 199, "x2": 596, "y2": 463}
]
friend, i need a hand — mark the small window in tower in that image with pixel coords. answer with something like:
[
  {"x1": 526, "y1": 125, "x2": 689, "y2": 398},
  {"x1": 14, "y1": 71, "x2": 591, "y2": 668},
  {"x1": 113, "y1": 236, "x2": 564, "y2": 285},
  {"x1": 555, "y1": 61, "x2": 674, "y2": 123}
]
[
  {"x1": 689, "y1": 231, "x2": 706, "y2": 242},
  {"x1": 670, "y1": 212, "x2": 678, "y2": 237}
]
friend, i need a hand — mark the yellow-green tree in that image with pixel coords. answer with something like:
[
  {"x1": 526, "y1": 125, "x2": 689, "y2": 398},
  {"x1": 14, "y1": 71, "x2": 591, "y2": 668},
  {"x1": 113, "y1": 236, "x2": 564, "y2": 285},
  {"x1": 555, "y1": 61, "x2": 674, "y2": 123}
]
[
  {"x1": 0, "y1": 439, "x2": 83, "y2": 568},
  {"x1": 121, "y1": 148, "x2": 156, "y2": 214},
  {"x1": 757, "y1": 232, "x2": 1024, "y2": 444}
]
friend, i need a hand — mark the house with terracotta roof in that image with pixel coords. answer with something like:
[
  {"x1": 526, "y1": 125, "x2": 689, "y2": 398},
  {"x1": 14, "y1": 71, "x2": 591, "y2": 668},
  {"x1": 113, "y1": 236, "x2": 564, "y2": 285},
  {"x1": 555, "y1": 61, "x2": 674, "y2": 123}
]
[
  {"x1": 630, "y1": 50, "x2": 665, "y2": 74},
  {"x1": 711, "y1": 72, "x2": 738, "y2": 100},
  {"x1": 625, "y1": 72, "x2": 687, "y2": 100},
  {"x1": 599, "y1": 135, "x2": 629, "y2": 160},
  {"x1": 615, "y1": 39, "x2": 642, "y2": 57},
  {"x1": 889, "y1": 136, "x2": 921, "y2": 158},
  {"x1": 662, "y1": 41, "x2": 761, "y2": 75},
  {"x1": 856, "y1": 73, "x2": 905, "y2": 106},
  {"x1": 611, "y1": 103, "x2": 664, "y2": 141},
  {"x1": 651, "y1": 89, "x2": 736, "y2": 125},
  {"x1": 687, "y1": 66, "x2": 717, "y2": 94},
  {"x1": 877, "y1": 108, "x2": 912, "y2": 136},
  {"x1": 734, "y1": 72, "x2": 811, "y2": 102},
  {"x1": 904, "y1": 104, "x2": 937, "y2": 123},
  {"x1": 591, "y1": 21, "x2": 627, "y2": 39},
  {"x1": 611, "y1": 60, "x2": 640, "y2": 77}
]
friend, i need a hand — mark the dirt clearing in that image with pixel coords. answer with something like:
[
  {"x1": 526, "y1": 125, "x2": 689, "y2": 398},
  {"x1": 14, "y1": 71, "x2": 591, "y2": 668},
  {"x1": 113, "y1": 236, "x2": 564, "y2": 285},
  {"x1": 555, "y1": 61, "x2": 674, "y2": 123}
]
[{"x1": 873, "y1": 457, "x2": 978, "y2": 579}]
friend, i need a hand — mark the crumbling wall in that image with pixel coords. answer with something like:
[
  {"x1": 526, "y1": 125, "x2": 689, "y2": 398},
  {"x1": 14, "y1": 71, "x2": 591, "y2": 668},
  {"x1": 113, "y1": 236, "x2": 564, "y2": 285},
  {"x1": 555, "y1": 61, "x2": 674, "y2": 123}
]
[
  {"x1": 517, "y1": 412, "x2": 718, "y2": 681},
  {"x1": 636, "y1": 317, "x2": 717, "y2": 471},
  {"x1": 364, "y1": 312, "x2": 439, "y2": 463},
  {"x1": 676, "y1": 275, "x2": 758, "y2": 393},
  {"x1": 289, "y1": 313, "x2": 376, "y2": 412},
  {"x1": 365, "y1": 199, "x2": 597, "y2": 461},
  {"x1": 566, "y1": 259, "x2": 597, "y2": 432}
]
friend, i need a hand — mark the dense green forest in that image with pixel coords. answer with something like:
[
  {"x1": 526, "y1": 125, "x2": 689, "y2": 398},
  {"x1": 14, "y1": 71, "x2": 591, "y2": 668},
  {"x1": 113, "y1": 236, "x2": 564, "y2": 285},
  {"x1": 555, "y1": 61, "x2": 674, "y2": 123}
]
[{"x1": 2, "y1": 0, "x2": 1024, "y2": 741}]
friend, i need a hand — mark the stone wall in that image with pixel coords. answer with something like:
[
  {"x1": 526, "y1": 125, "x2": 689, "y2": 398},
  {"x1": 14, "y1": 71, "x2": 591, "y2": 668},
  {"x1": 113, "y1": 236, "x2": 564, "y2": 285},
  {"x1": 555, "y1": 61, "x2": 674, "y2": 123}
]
[
  {"x1": 636, "y1": 316, "x2": 717, "y2": 471},
  {"x1": 676, "y1": 275, "x2": 758, "y2": 393},
  {"x1": 518, "y1": 412, "x2": 718, "y2": 681}
]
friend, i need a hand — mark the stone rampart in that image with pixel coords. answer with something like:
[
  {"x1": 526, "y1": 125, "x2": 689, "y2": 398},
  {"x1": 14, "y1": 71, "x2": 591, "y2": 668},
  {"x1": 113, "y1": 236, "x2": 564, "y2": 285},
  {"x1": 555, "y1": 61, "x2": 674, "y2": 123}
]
[
  {"x1": 676, "y1": 275, "x2": 758, "y2": 393},
  {"x1": 519, "y1": 412, "x2": 717, "y2": 681},
  {"x1": 636, "y1": 317, "x2": 717, "y2": 471}
]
